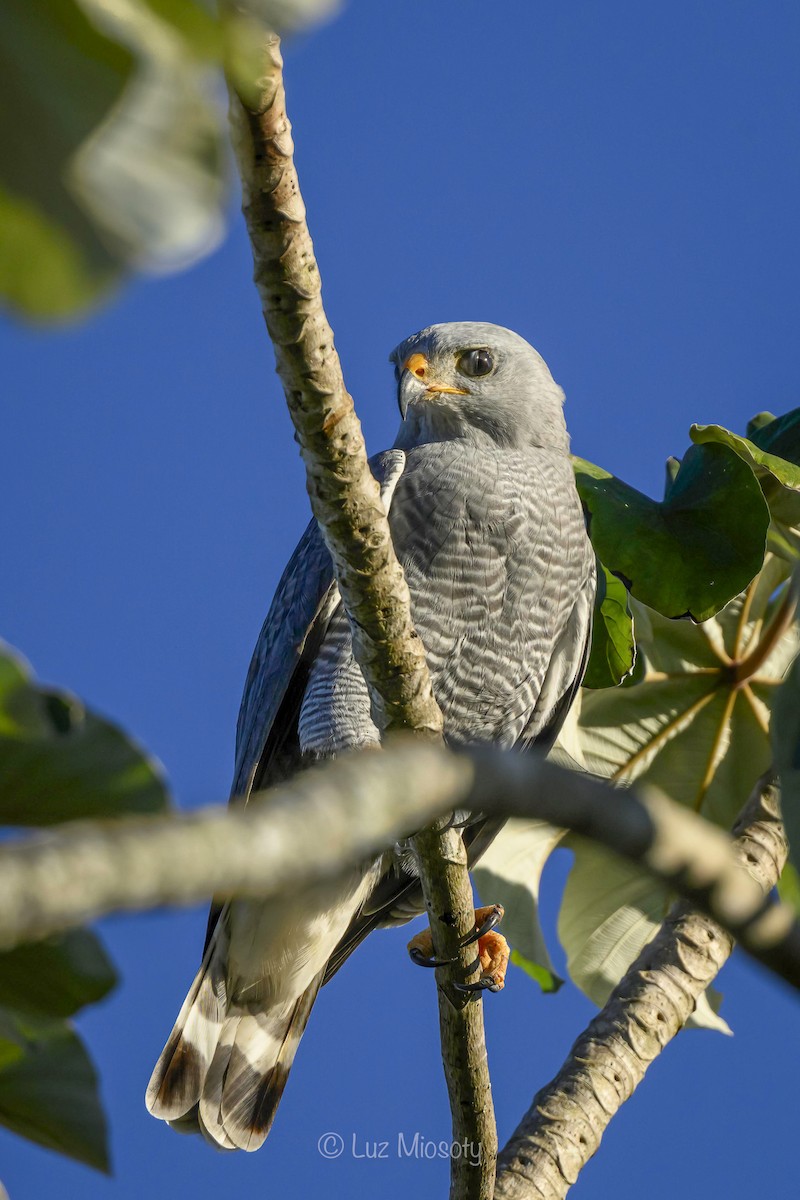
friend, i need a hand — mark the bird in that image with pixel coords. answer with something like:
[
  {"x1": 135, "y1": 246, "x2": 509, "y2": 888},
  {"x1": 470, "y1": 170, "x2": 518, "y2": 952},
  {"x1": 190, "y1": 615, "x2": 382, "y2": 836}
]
[{"x1": 146, "y1": 321, "x2": 596, "y2": 1152}]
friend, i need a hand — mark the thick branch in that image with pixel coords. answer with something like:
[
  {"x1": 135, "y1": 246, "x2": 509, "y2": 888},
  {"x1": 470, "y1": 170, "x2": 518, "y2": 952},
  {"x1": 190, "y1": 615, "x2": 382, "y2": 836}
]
[
  {"x1": 0, "y1": 747, "x2": 798, "y2": 992},
  {"x1": 227, "y1": 34, "x2": 439, "y2": 739},
  {"x1": 494, "y1": 775, "x2": 788, "y2": 1200},
  {"x1": 226, "y1": 34, "x2": 492, "y2": 1198}
]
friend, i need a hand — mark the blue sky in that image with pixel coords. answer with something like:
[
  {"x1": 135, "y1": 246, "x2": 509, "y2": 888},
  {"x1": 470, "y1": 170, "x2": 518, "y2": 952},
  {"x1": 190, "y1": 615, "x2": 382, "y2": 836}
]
[{"x1": 2, "y1": 1, "x2": 799, "y2": 1196}]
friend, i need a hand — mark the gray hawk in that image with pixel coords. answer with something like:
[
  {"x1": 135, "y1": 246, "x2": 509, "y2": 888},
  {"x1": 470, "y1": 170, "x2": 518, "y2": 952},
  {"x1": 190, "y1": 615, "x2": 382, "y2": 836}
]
[{"x1": 146, "y1": 322, "x2": 596, "y2": 1151}]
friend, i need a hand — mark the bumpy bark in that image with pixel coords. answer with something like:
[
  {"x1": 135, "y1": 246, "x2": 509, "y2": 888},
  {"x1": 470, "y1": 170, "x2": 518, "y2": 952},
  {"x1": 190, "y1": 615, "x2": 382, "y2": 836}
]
[
  {"x1": 494, "y1": 776, "x2": 788, "y2": 1199},
  {"x1": 225, "y1": 34, "x2": 494, "y2": 1198}
]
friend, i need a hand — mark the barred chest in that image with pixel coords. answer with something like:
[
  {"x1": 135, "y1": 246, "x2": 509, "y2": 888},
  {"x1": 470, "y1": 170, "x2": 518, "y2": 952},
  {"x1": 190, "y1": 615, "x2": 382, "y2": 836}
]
[{"x1": 298, "y1": 440, "x2": 588, "y2": 756}]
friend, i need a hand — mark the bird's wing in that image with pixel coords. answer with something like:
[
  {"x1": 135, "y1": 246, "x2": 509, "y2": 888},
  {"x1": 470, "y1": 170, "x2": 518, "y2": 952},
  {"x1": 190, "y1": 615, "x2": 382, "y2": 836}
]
[
  {"x1": 322, "y1": 557, "x2": 597, "y2": 985},
  {"x1": 201, "y1": 450, "x2": 405, "y2": 955},
  {"x1": 231, "y1": 449, "x2": 407, "y2": 800}
]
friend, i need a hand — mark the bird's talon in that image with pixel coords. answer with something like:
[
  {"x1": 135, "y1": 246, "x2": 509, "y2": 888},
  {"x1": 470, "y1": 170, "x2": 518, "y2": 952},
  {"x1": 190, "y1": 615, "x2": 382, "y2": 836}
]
[
  {"x1": 408, "y1": 946, "x2": 456, "y2": 969},
  {"x1": 454, "y1": 976, "x2": 501, "y2": 994},
  {"x1": 460, "y1": 903, "x2": 504, "y2": 949},
  {"x1": 408, "y1": 908, "x2": 510, "y2": 991}
]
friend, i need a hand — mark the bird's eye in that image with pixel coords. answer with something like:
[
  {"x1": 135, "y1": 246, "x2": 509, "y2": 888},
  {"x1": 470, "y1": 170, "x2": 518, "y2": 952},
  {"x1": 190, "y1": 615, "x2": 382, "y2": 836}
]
[{"x1": 457, "y1": 348, "x2": 494, "y2": 378}]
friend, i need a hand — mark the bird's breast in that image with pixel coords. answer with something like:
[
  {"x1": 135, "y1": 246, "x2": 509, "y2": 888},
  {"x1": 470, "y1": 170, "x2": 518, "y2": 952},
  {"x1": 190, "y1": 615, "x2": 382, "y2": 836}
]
[{"x1": 299, "y1": 441, "x2": 588, "y2": 755}]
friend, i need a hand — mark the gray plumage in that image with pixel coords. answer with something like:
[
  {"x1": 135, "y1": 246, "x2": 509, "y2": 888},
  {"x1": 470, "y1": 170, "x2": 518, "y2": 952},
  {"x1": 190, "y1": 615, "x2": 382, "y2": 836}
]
[{"x1": 146, "y1": 322, "x2": 596, "y2": 1151}]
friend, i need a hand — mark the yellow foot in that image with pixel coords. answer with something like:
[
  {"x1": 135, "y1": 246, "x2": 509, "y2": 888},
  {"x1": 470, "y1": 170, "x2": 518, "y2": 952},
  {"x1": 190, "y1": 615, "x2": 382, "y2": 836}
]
[{"x1": 406, "y1": 904, "x2": 510, "y2": 992}]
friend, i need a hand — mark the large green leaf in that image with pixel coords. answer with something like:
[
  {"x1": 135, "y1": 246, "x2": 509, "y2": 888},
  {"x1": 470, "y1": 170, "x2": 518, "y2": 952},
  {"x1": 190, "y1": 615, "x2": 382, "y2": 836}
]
[
  {"x1": 772, "y1": 642, "x2": 800, "y2": 883},
  {"x1": 557, "y1": 837, "x2": 731, "y2": 1034},
  {"x1": 574, "y1": 443, "x2": 769, "y2": 621},
  {"x1": 551, "y1": 554, "x2": 799, "y2": 1008},
  {"x1": 0, "y1": 932, "x2": 117, "y2": 1019},
  {"x1": 0, "y1": 0, "x2": 225, "y2": 322},
  {"x1": 576, "y1": 554, "x2": 798, "y2": 828},
  {"x1": 583, "y1": 562, "x2": 636, "y2": 689},
  {"x1": 0, "y1": 1008, "x2": 109, "y2": 1171},
  {"x1": 691, "y1": 413, "x2": 800, "y2": 538},
  {"x1": 0, "y1": 641, "x2": 170, "y2": 825},
  {"x1": 473, "y1": 820, "x2": 565, "y2": 993}
]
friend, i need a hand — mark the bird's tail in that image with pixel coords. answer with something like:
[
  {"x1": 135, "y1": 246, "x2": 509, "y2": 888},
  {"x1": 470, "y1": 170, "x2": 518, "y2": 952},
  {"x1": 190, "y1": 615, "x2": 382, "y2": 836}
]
[{"x1": 145, "y1": 922, "x2": 323, "y2": 1151}]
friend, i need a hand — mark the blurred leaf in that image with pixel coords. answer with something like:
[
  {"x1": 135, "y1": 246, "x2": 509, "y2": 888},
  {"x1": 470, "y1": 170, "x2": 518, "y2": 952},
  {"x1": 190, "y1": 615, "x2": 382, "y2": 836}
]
[
  {"x1": 0, "y1": 1007, "x2": 109, "y2": 1171},
  {"x1": 0, "y1": 641, "x2": 170, "y2": 825},
  {"x1": 140, "y1": 0, "x2": 221, "y2": 58},
  {"x1": 574, "y1": 444, "x2": 769, "y2": 621},
  {"x1": 0, "y1": 931, "x2": 117, "y2": 1019},
  {"x1": 0, "y1": 0, "x2": 132, "y2": 317},
  {"x1": 243, "y1": 0, "x2": 343, "y2": 33},
  {"x1": 584, "y1": 562, "x2": 636, "y2": 689},
  {"x1": 558, "y1": 837, "x2": 732, "y2": 1034},
  {"x1": 473, "y1": 820, "x2": 564, "y2": 993},
  {"x1": 777, "y1": 862, "x2": 800, "y2": 916},
  {"x1": 576, "y1": 555, "x2": 797, "y2": 829},
  {"x1": 0, "y1": 0, "x2": 225, "y2": 322},
  {"x1": 772, "y1": 640, "x2": 800, "y2": 879}
]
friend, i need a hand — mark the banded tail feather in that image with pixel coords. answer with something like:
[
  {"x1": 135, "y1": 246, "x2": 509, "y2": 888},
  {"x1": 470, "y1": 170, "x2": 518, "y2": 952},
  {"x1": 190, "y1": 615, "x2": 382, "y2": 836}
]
[{"x1": 146, "y1": 921, "x2": 324, "y2": 1152}]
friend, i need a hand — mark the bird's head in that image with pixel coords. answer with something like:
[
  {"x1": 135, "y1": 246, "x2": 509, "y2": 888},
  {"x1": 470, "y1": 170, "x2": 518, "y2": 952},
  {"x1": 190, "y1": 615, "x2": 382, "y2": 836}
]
[{"x1": 389, "y1": 322, "x2": 569, "y2": 452}]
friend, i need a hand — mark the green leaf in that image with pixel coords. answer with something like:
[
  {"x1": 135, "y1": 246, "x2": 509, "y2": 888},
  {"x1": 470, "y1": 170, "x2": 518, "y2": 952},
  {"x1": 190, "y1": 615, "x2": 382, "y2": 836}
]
[
  {"x1": 0, "y1": 1007, "x2": 109, "y2": 1171},
  {"x1": 0, "y1": 0, "x2": 131, "y2": 317},
  {"x1": 574, "y1": 443, "x2": 769, "y2": 621},
  {"x1": 0, "y1": 931, "x2": 117, "y2": 1019},
  {"x1": 0, "y1": 641, "x2": 170, "y2": 825},
  {"x1": 576, "y1": 555, "x2": 797, "y2": 829},
  {"x1": 558, "y1": 555, "x2": 799, "y2": 1008},
  {"x1": 140, "y1": 0, "x2": 222, "y2": 59},
  {"x1": 691, "y1": 416, "x2": 800, "y2": 535},
  {"x1": 583, "y1": 562, "x2": 636, "y2": 689},
  {"x1": 748, "y1": 406, "x2": 800, "y2": 463},
  {"x1": 0, "y1": 0, "x2": 225, "y2": 322},
  {"x1": 558, "y1": 837, "x2": 731, "y2": 1034},
  {"x1": 242, "y1": 0, "x2": 343, "y2": 33},
  {"x1": 473, "y1": 820, "x2": 564, "y2": 993},
  {"x1": 771, "y1": 641, "x2": 800, "y2": 879},
  {"x1": 691, "y1": 419, "x2": 800, "y2": 495},
  {"x1": 777, "y1": 862, "x2": 800, "y2": 916}
]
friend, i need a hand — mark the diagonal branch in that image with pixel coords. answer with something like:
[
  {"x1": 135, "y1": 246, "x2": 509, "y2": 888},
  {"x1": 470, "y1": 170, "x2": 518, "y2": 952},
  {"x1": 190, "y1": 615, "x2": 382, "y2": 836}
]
[
  {"x1": 493, "y1": 773, "x2": 788, "y2": 1200},
  {"x1": 225, "y1": 32, "x2": 494, "y2": 1198}
]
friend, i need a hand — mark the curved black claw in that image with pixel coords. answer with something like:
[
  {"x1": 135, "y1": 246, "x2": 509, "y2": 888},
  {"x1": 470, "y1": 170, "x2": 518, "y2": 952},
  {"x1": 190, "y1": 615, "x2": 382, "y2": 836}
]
[
  {"x1": 454, "y1": 977, "x2": 503, "y2": 994},
  {"x1": 409, "y1": 946, "x2": 457, "y2": 969},
  {"x1": 459, "y1": 904, "x2": 504, "y2": 949}
]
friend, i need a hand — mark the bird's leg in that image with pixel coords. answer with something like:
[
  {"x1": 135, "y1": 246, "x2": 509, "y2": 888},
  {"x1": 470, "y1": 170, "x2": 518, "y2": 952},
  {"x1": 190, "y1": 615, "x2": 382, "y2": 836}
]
[
  {"x1": 407, "y1": 904, "x2": 509, "y2": 992},
  {"x1": 459, "y1": 903, "x2": 504, "y2": 948},
  {"x1": 454, "y1": 930, "x2": 510, "y2": 994},
  {"x1": 406, "y1": 927, "x2": 457, "y2": 969}
]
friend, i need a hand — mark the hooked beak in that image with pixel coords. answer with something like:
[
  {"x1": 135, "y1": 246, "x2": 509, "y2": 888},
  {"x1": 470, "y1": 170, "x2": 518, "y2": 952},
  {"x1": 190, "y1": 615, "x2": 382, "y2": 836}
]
[{"x1": 403, "y1": 353, "x2": 468, "y2": 396}]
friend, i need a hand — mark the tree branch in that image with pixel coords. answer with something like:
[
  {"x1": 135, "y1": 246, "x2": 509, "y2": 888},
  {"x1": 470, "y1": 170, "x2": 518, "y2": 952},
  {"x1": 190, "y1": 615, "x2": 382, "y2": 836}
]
[
  {"x1": 493, "y1": 774, "x2": 788, "y2": 1200},
  {"x1": 0, "y1": 747, "x2": 797, "y2": 992},
  {"x1": 225, "y1": 33, "x2": 494, "y2": 1197}
]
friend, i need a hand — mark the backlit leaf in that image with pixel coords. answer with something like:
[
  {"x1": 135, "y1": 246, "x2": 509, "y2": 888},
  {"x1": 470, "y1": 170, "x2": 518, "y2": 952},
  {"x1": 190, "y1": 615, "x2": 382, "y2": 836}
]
[{"x1": 473, "y1": 820, "x2": 565, "y2": 993}]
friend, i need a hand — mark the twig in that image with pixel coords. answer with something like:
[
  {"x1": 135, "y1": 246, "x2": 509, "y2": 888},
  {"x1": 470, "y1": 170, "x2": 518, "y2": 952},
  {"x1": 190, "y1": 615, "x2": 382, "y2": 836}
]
[
  {"x1": 225, "y1": 34, "x2": 494, "y2": 1197},
  {"x1": 493, "y1": 774, "x2": 788, "y2": 1199},
  {"x1": 0, "y1": 746, "x2": 798, "y2": 992}
]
